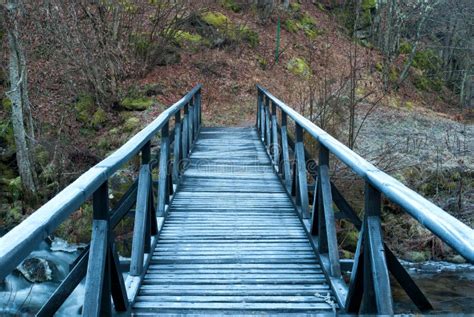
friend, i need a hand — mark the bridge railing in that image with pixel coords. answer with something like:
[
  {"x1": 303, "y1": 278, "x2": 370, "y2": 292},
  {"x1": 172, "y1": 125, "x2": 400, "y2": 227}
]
[
  {"x1": 0, "y1": 85, "x2": 202, "y2": 316},
  {"x1": 256, "y1": 85, "x2": 474, "y2": 314}
]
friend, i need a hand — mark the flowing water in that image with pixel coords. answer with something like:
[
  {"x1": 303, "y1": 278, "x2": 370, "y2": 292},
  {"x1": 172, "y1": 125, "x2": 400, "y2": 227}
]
[{"x1": 1, "y1": 242, "x2": 473, "y2": 316}]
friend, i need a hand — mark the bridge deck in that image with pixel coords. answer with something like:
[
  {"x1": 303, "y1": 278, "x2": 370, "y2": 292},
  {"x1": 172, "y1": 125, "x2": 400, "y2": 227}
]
[{"x1": 132, "y1": 127, "x2": 336, "y2": 315}]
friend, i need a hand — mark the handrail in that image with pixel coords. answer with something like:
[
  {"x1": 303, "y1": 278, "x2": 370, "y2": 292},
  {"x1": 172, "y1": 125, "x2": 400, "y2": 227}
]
[
  {"x1": 257, "y1": 84, "x2": 474, "y2": 263},
  {"x1": 0, "y1": 84, "x2": 202, "y2": 281}
]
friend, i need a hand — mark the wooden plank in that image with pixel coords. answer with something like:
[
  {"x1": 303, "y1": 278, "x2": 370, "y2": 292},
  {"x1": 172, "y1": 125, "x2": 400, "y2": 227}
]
[{"x1": 131, "y1": 127, "x2": 336, "y2": 315}]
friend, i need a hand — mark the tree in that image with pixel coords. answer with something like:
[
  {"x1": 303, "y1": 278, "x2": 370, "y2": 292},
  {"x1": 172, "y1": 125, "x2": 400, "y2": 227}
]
[{"x1": 1, "y1": 0, "x2": 37, "y2": 195}]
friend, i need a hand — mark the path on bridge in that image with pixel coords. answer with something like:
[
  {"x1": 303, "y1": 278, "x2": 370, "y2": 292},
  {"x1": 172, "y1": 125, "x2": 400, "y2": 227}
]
[{"x1": 132, "y1": 127, "x2": 336, "y2": 315}]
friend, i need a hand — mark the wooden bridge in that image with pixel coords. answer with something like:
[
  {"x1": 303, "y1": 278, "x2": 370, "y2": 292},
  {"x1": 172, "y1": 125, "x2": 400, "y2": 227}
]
[{"x1": 0, "y1": 85, "x2": 473, "y2": 316}]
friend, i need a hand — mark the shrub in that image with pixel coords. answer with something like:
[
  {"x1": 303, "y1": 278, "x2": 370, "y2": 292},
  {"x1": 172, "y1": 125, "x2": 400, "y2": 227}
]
[
  {"x1": 400, "y1": 41, "x2": 413, "y2": 54},
  {"x1": 239, "y1": 26, "x2": 259, "y2": 47}
]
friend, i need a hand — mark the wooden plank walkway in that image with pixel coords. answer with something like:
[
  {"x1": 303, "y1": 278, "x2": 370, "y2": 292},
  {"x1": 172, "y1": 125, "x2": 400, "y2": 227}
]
[{"x1": 132, "y1": 127, "x2": 337, "y2": 315}]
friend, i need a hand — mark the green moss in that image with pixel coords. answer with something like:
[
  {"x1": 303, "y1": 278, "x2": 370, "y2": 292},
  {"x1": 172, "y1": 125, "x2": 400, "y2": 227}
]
[
  {"x1": 201, "y1": 11, "x2": 231, "y2": 29},
  {"x1": 74, "y1": 94, "x2": 95, "y2": 124},
  {"x1": 257, "y1": 55, "x2": 268, "y2": 70},
  {"x1": 221, "y1": 0, "x2": 241, "y2": 12},
  {"x1": 361, "y1": 0, "x2": 376, "y2": 10},
  {"x1": 97, "y1": 137, "x2": 110, "y2": 151},
  {"x1": 124, "y1": 117, "x2": 140, "y2": 132},
  {"x1": 404, "y1": 101, "x2": 415, "y2": 110},
  {"x1": 375, "y1": 62, "x2": 383, "y2": 72},
  {"x1": 412, "y1": 49, "x2": 441, "y2": 73},
  {"x1": 92, "y1": 108, "x2": 107, "y2": 127},
  {"x1": 400, "y1": 40, "x2": 413, "y2": 54},
  {"x1": 287, "y1": 57, "x2": 311, "y2": 78},
  {"x1": 289, "y1": 2, "x2": 301, "y2": 12},
  {"x1": 413, "y1": 74, "x2": 431, "y2": 91},
  {"x1": 8, "y1": 177, "x2": 22, "y2": 201},
  {"x1": 284, "y1": 19, "x2": 300, "y2": 33},
  {"x1": 120, "y1": 97, "x2": 154, "y2": 111},
  {"x1": 389, "y1": 66, "x2": 399, "y2": 82},
  {"x1": 2, "y1": 98, "x2": 11, "y2": 111},
  {"x1": 238, "y1": 26, "x2": 259, "y2": 47},
  {"x1": 0, "y1": 119, "x2": 15, "y2": 147},
  {"x1": 284, "y1": 13, "x2": 320, "y2": 39},
  {"x1": 405, "y1": 251, "x2": 428, "y2": 262}
]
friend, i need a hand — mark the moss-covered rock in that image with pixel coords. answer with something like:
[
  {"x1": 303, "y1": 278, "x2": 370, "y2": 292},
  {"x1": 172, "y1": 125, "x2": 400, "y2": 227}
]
[
  {"x1": 405, "y1": 251, "x2": 428, "y2": 262},
  {"x1": 92, "y1": 108, "x2": 107, "y2": 128},
  {"x1": 120, "y1": 97, "x2": 154, "y2": 111},
  {"x1": 74, "y1": 94, "x2": 96, "y2": 124},
  {"x1": 287, "y1": 57, "x2": 311, "y2": 78},
  {"x1": 201, "y1": 11, "x2": 231, "y2": 29},
  {"x1": 124, "y1": 117, "x2": 140, "y2": 132},
  {"x1": 221, "y1": 0, "x2": 241, "y2": 12}
]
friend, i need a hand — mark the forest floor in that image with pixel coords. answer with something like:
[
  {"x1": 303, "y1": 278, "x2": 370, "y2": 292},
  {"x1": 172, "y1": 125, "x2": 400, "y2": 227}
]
[{"x1": 1, "y1": 1, "x2": 472, "y2": 262}]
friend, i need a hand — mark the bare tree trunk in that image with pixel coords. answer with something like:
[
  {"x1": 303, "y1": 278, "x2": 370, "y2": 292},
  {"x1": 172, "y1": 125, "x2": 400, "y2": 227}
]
[{"x1": 4, "y1": 0, "x2": 37, "y2": 195}]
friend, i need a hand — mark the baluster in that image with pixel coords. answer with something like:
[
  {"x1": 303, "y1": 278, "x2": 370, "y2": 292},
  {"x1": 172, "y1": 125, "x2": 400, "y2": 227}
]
[
  {"x1": 257, "y1": 90, "x2": 262, "y2": 132},
  {"x1": 260, "y1": 95, "x2": 266, "y2": 142},
  {"x1": 271, "y1": 101, "x2": 279, "y2": 171},
  {"x1": 182, "y1": 103, "x2": 189, "y2": 158},
  {"x1": 197, "y1": 89, "x2": 202, "y2": 127},
  {"x1": 157, "y1": 122, "x2": 170, "y2": 216},
  {"x1": 142, "y1": 142, "x2": 152, "y2": 254},
  {"x1": 280, "y1": 112, "x2": 291, "y2": 190},
  {"x1": 316, "y1": 144, "x2": 341, "y2": 277},
  {"x1": 188, "y1": 100, "x2": 194, "y2": 146},
  {"x1": 295, "y1": 123, "x2": 309, "y2": 218},
  {"x1": 194, "y1": 94, "x2": 200, "y2": 139},
  {"x1": 173, "y1": 111, "x2": 182, "y2": 184},
  {"x1": 265, "y1": 96, "x2": 271, "y2": 150}
]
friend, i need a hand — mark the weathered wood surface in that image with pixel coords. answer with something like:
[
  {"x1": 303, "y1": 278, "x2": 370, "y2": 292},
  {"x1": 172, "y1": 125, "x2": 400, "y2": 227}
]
[{"x1": 132, "y1": 128, "x2": 337, "y2": 315}]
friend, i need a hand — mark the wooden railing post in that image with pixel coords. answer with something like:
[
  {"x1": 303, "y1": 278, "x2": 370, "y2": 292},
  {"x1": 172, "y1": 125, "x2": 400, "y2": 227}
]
[
  {"x1": 182, "y1": 103, "x2": 189, "y2": 158},
  {"x1": 84, "y1": 182, "x2": 129, "y2": 316},
  {"x1": 265, "y1": 96, "x2": 271, "y2": 149},
  {"x1": 173, "y1": 111, "x2": 182, "y2": 184},
  {"x1": 257, "y1": 90, "x2": 262, "y2": 132},
  {"x1": 188, "y1": 100, "x2": 194, "y2": 146},
  {"x1": 280, "y1": 112, "x2": 291, "y2": 191},
  {"x1": 260, "y1": 95, "x2": 266, "y2": 143},
  {"x1": 316, "y1": 144, "x2": 341, "y2": 277},
  {"x1": 271, "y1": 101, "x2": 279, "y2": 171},
  {"x1": 157, "y1": 122, "x2": 170, "y2": 217},
  {"x1": 197, "y1": 88, "x2": 202, "y2": 127},
  {"x1": 346, "y1": 182, "x2": 393, "y2": 314},
  {"x1": 295, "y1": 123, "x2": 309, "y2": 218}
]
